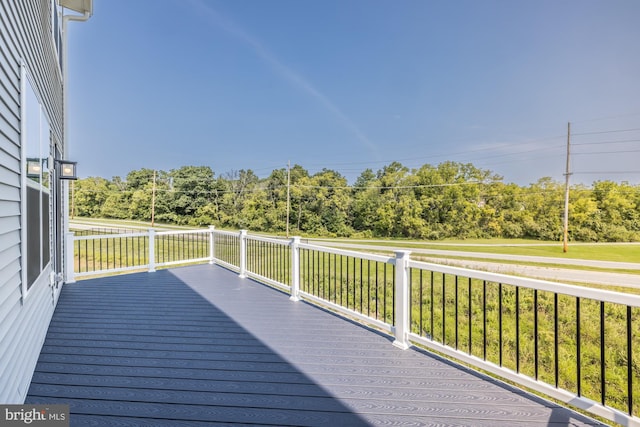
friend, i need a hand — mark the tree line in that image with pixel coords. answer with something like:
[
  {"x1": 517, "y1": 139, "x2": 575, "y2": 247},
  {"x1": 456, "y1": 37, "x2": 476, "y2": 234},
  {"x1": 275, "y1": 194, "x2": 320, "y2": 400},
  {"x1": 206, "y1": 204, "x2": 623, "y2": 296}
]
[{"x1": 71, "y1": 161, "x2": 640, "y2": 241}]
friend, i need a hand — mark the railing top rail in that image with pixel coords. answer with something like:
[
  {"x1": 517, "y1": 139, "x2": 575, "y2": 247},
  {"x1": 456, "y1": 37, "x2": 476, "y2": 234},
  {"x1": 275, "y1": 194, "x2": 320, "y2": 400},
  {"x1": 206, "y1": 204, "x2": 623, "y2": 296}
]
[
  {"x1": 157, "y1": 229, "x2": 209, "y2": 237},
  {"x1": 245, "y1": 234, "x2": 290, "y2": 246},
  {"x1": 299, "y1": 242, "x2": 394, "y2": 264},
  {"x1": 213, "y1": 229, "x2": 241, "y2": 237},
  {"x1": 73, "y1": 232, "x2": 149, "y2": 240},
  {"x1": 409, "y1": 259, "x2": 640, "y2": 307}
]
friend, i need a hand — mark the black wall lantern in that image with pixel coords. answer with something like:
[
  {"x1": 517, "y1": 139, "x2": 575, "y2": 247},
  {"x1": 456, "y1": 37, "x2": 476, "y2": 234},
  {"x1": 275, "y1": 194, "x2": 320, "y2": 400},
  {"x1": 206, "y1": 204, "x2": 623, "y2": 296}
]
[
  {"x1": 26, "y1": 157, "x2": 46, "y2": 179},
  {"x1": 56, "y1": 160, "x2": 78, "y2": 180}
]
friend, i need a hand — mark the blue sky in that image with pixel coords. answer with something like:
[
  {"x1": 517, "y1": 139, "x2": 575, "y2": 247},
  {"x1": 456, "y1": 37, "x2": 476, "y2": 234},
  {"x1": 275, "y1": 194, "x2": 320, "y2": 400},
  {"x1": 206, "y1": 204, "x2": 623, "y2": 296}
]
[{"x1": 66, "y1": 0, "x2": 640, "y2": 185}]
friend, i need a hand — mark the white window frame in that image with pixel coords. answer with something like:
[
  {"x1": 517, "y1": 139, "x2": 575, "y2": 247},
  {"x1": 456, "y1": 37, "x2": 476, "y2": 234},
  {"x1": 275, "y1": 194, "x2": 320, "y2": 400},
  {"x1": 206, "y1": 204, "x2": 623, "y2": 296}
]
[
  {"x1": 20, "y1": 64, "x2": 53, "y2": 300},
  {"x1": 50, "y1": 0, "x2": 64, "y2": 74}
]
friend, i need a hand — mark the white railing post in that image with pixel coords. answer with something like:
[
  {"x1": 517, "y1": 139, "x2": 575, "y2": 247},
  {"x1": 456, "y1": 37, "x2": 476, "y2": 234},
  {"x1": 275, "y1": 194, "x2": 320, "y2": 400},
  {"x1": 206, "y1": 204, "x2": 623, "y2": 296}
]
[
  {"x1": 208, "y1": 225, "x2": 216, "y2": 264},
  {"x1": 64, "y1": 231, "x2": 75, "y2": 283},
  {"x1": 148, "y1": 228, "x2": 156, "y2": 273},
  {"x1": 393, "y1": 250, "x2": 412, "y2": 350},
  {"x1": 239, "y1": 229, "x2": 247, "y2": 278},
  {"x1": 289, "y1": 236, "x2": 301, "y2": 301}
]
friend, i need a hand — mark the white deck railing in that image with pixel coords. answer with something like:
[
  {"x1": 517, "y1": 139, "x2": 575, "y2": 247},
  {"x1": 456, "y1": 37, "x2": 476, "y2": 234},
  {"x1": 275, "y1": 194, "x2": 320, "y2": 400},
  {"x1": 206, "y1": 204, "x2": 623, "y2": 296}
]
[{"x1": 65, "y1": 227, "x2": 640, "y2": 426}]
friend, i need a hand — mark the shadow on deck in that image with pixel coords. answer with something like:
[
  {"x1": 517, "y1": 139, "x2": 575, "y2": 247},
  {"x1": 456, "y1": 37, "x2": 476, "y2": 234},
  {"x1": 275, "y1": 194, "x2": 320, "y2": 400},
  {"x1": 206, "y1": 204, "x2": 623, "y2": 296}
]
[{"x1": 26, "y1": 264, "x2": 605, "y2": 426}]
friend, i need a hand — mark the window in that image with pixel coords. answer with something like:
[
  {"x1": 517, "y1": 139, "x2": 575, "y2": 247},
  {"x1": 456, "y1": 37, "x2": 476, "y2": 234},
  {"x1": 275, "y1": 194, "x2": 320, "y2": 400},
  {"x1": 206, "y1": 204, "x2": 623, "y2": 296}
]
[
  {"x1": 22, "y1": 69, "x2": 52, "y2": 293},
  {"x1": 51, "y1": 0, "x2": 63, "y2": 71}
]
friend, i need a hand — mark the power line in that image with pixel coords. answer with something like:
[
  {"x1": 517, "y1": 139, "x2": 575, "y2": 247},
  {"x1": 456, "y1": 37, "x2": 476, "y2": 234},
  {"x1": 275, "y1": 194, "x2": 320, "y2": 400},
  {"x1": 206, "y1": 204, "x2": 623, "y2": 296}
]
[
  {"x1": 301, "y1": 134, "x2": 565, "y2": 169},
  {"x1": 298, "y1": 182, "x2": 487, "y2": 190},
  {"x1": 69, "y1": 180, "x2": 640, "y2": 196},
  {"x1": 573, "y1": 149, "x2": 640, "y2": 156},
  {"x1": 473, "y1": 153, "x2": 563, "y2": 169},
  {"x1": 462, "y1": 144, "x2": 564, "y2": 163},
  {"x1": 573, "y1": 170, "x2": 640, "y2": 175},
  {"x1": 571, "y1": 112, "x2": 640, "y2": 124},
  {"x1": 572, "y1": 138, "x2": 640, "y2": 146},
  {"x1": 572, "y1": 127, "x2": 640, "y2": 136}
]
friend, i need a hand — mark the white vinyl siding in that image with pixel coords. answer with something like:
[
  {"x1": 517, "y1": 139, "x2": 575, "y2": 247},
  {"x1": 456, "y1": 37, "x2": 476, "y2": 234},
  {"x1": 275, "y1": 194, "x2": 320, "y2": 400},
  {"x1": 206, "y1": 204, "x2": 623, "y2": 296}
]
[{"x1": 0, "y1": 0, "x2": 64, "y2": 403}]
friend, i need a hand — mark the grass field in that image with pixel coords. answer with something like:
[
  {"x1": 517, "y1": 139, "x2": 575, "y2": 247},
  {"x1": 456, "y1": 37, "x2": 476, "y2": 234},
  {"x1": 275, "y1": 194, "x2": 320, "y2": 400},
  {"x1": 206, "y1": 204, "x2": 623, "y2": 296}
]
[
  {"x1": 72, "y1": 218, "x2": 640, "y2": 263},
  {"x1": 70, "y1": 217, "x2": 196, "y2": 231},
  {"x1": 313, "y1": 237, "x2": 640, "y2": 263}
]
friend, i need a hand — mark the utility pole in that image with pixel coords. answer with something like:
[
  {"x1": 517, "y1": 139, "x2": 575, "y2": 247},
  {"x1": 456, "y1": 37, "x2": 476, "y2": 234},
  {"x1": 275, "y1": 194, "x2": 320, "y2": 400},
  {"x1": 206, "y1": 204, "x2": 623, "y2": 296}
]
[
  {"x1": 151, "y1": 170, "x2": 156, "y2": 227},
  {"x1": 286, "y1": 160, "x2": 291, "y2": 238},
  {"x1": 563, "y1": 122, "x2": 571, "y2": 253}
]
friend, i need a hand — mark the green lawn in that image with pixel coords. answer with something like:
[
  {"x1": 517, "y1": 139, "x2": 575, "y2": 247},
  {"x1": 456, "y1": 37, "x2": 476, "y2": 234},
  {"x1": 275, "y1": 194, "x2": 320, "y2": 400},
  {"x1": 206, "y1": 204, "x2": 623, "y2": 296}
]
[
  {"x1": 313, "y1": 238, "x2": 640, "y2": 263},
  {"x1": 70, "y1": 217, "x2": 196, "y2": 231}
]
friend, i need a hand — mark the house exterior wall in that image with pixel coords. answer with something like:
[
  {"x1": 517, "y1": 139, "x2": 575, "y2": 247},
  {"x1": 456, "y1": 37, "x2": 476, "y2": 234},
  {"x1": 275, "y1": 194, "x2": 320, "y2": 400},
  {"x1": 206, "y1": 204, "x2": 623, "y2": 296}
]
[{"x1": 0, "y1": 0, "x2": 65, "y2": 403}]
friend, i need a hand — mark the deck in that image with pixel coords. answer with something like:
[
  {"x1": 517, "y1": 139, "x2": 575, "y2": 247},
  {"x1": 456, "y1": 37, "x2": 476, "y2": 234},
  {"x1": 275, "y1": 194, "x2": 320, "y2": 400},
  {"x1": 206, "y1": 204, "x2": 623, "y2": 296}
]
[{"x1": 26, "y1": 264, "x2": 605, "y2": 426}]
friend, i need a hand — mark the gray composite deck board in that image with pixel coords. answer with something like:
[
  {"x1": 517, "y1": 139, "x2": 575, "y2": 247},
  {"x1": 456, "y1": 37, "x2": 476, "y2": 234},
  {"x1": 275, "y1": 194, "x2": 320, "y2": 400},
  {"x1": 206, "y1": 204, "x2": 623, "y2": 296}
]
[{"x1": 26, "y1": 264, "x2": 605, "y2": 426}]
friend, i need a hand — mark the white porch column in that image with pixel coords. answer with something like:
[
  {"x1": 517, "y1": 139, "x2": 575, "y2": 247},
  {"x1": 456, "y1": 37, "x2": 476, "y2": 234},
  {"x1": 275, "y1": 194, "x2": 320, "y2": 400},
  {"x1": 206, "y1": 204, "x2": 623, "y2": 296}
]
[
  {"x1": 64, "y1": 231, "x2": 75, "y2": 283},
  {"x1": 289, "y1": 236, "x2": 301, "y2": 301},
  {"x1": 238, "y1": 229, "x2": 247, "y2": 278},
  {"x1": 392, "y1": 250, "x2": 412, "y2": 350},
  {"x1": 208, "y1": 225, "x2": 215, "y2": 264},
  {"x1": 148, "y1": 228, "x2": 156, "y2": 273}
]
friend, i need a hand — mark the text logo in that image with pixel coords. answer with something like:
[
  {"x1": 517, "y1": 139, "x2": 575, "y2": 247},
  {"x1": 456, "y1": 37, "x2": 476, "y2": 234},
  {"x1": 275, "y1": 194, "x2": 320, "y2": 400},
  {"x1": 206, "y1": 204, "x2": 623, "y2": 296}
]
[{"x1": 1, "y1": 405, "x2": 69, "y2": 426}]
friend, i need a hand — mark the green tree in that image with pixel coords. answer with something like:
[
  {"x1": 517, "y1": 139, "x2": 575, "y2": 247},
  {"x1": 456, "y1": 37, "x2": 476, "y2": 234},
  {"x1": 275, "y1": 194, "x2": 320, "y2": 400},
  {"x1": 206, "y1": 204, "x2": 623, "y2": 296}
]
[
  {"x1": 168, "y1": 166, "x2": 215, "y2": 223},
  {"x1": 217, "y1": 169, "x2": 260, "y2": 229},
  {"x1": 592, "y1": 180, "x2": 639, "y2": 241},
  {"x1": 68, "y1": 162, "x2": 640, "y2": 243},
  {"x1": 521, "y1": 177, "x2": 564, "y2": 240},
  {"x1": 296, "y1": 169, "x2": 352, "y2": 236},
  {"x1": 73, "y1": 177, "x2": 111, "y2": 217},
  {"x1": 352, "y1": 169, "x2": 380, "y2": 235}
]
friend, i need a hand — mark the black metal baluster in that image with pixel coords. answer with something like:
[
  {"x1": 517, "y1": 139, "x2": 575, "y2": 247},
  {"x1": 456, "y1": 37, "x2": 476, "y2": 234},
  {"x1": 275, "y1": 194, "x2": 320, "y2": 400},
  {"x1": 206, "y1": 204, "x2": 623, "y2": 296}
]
[
  {"x1": 383, "y1": 262, "x2": 387, "y2": 323},
  {"x1": 392, "y1": 264, "x2": 395, "y2": 325},
  {"x1": 442, "y1": 272, "x2": 446, "y2": 345},
  {"x1": 516, "y1": 286, "x2": 520, "y2": 373},
  {"x1": 313, "y1": 248, "x2": 317, "y2": 296},
  {"x1": 627, "y1": 305, "x2": 634, "y2": 416},
  {"x1": 499, "y1": 283, "x2": 503, "y2": 366},
  {"x1": 534, "y1": 289, "x2": 539, "y2": 380},
  {"x1": 359, "y1": 258, "x2": 363, "y2": 313},
  {"x1": 455, "y1": 275, "x2": 459, "y2": 349},
  {"x1": 577, "y1": 297, "x2": 582, "y2": 397},
  {"x1": 555, "y1": 293, "x2": 559, "y2": 388},
  {"x1": 483, "y1": 280, "x2": 487, "y2": 361},
  {"x1": 409, "y1": 268, "x2": 413, "y2": 329},
  {"x1": 279, "y1": 244, "x2": 283, "y2": 283},
  {"x1": 328, "y1": 252, "x2": 332, "y2": 302},
  {"x1": 313, "y1": 250, "x2": 317, "y2": 296},
  {"x1": 419, "y1": 270, "x2": 424, "y2": 337},
  {"x1": 318, "y1": 249, "x2": 321, "y2": 297},
  {"x1": 367, "y1": 260, "x2": 371, "y2": 317},
  {"x1": 76, "y1": 240, "x2": 81, "y2": 273},
  {"x1": 340, "y1": 254, "x2": 343, "y2": 307},
  {"x1": 468, "y1": 277, "x2": 472, "y2": 354},
  {"x1": 346, "y1": 257, "x2": 350, "y2": 308},
  {"x1": 600, "y1": 301, "x2": 606, "y2": 406},
  {"x1": 375, "y1": 261, "x2": 379, "y2": 319},
  {"x1": 305, "y1": 249, "x2": 313, "y2": 292},
  {"x1": 431, "y1": 271, "x2": 434, "y2": 340}
]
